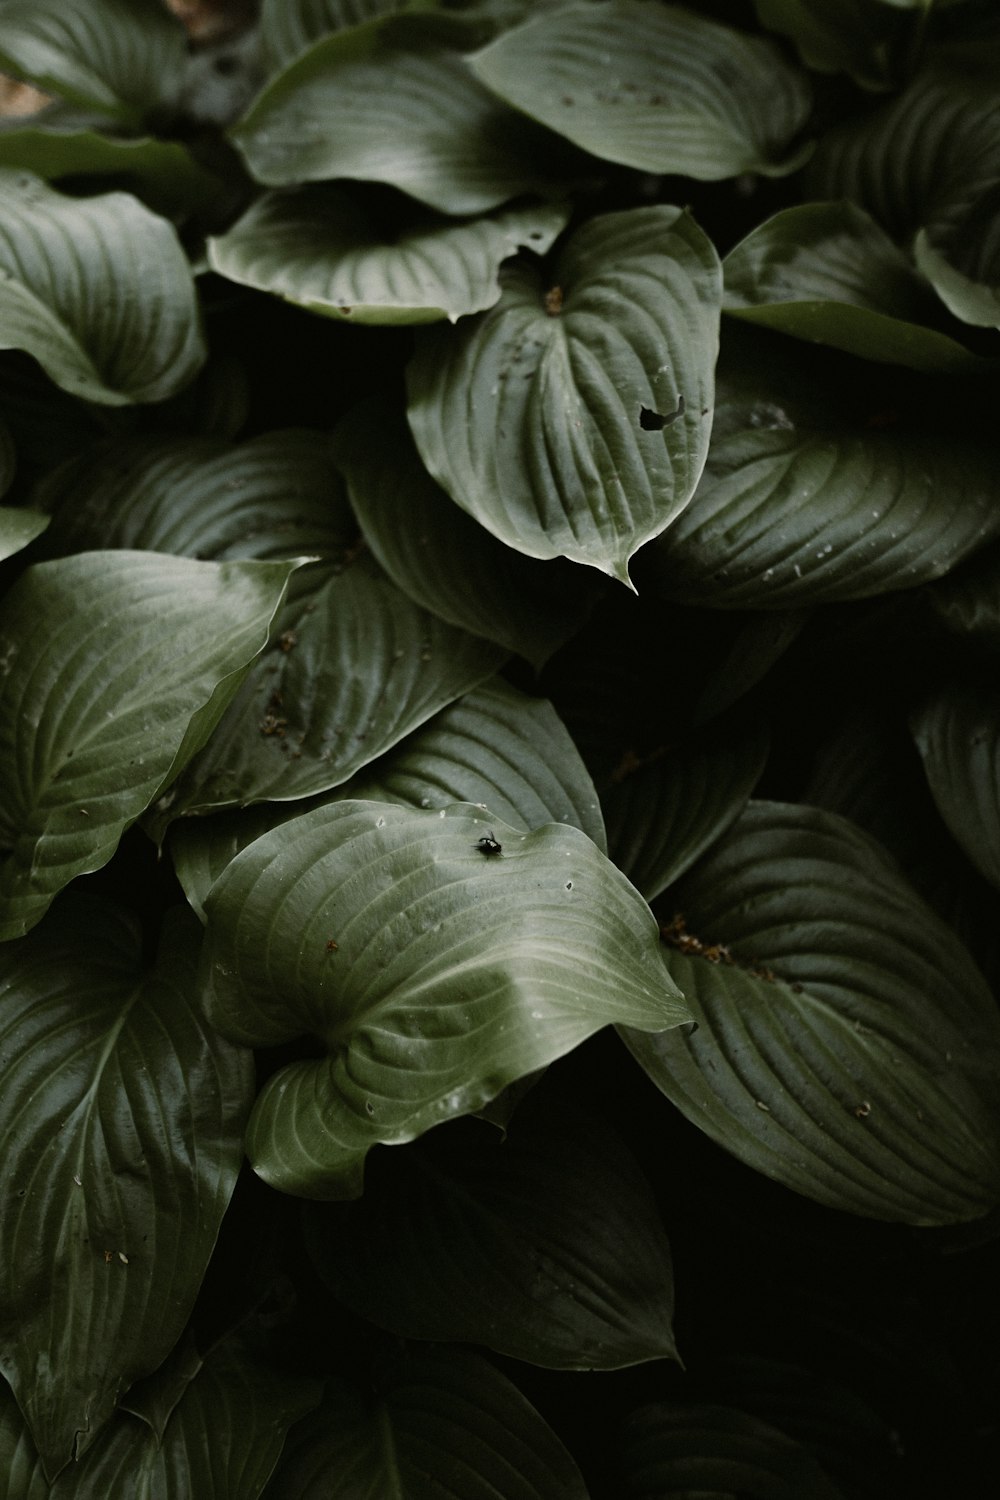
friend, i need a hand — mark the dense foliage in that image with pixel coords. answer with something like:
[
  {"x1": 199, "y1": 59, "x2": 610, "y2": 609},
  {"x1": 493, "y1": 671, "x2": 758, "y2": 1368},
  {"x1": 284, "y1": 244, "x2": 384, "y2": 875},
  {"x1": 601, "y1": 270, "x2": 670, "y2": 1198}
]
[{"x1": 1, "y1": 0, "x2": 999, "y2": 1493}]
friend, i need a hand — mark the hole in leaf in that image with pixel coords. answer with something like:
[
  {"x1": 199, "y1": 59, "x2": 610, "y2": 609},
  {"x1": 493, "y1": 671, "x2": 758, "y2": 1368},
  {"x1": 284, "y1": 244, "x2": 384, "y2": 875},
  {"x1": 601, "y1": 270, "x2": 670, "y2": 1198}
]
[{"x1": 639, "y1": 397, "x2": 685, "y2": 431}]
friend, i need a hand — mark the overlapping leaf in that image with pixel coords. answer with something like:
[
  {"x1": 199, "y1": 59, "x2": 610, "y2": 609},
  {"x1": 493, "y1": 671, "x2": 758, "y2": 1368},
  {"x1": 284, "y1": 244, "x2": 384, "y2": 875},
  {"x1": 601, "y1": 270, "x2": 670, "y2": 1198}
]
[
  {"x1": 911, "y1": 679, "x2": 1000, "y2": 892},
  {"x1": 0, "y1": 171, "x2": 205, "y2": 405},
  {"x1": 0, "y1": 0, "x2": 187, "y2": 126},
  {"x1": 0, "y1": 507, "x2": 47, "y2": 559},
  {"x1": 201, "y1": 800, "x2": 690, "y2": 1198},
  {"x1": 0, "y1": 899, "x2": 253, "y2": 1477},
  {"x1": 0, "y1": 550, "x2": 299, "y2": 939},
  {"x1": 303, "y1": 1093, "x2": 678, "y2": 1368},
  {"x1": 470, "y1": 0, "x2": 813, "y2": 179},
  {"x1": 264, "y1": 1345, "x2": 588, "y2": 1499},
  {"x1": 333, "y1": 400, "x2": 602, "y2": 666},
  {"x1": 754, "y1": 0, "x2": 907, "y2": 90},
  {"x1": 723, "y1": 201, "x2": 981, "y2": 371},
  {"x1": 408, "y1": 205, "x2": 721, "y2": 583},
  {"x1": 231, "y1": 14, "x2": 587, "y2": 213},
  {"x1": 913, "y1": 182, "x2": 1000, "y2": 330},
  {"x1": 622, "y1": 801, "x2": 1000, "y2": 1224},
  {"x1": 647, "y1": 327, "x2": 1000, "y2": 607},
  {"x1": 208, "y1": 188, "x2": 570, "y2": 324}
]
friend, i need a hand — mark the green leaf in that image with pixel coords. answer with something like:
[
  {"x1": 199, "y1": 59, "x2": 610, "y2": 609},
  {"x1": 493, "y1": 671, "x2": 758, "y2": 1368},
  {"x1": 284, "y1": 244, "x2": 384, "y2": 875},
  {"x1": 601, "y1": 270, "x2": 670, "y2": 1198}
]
[
  {"x1": 264, "y1": 1344, "x2": 589, "y2": 1499},
  {"x1": 407, "y1": 205, "x2": 721, "y2": 584},
  {"x1": 911, "y1": 678, "x2": 1000, "y2": 892},
  {"x1": 0, "y1": 899, "x2": 253, "y2": 1477},
  {"x1": 622, "y1": 800, "x2": 1000, "y2": 1225},
  {"x1": 231, "y1": 14, "x2": 589, "y2": 213},
  {"x1": 201, "y1": 800, "x2": 691, "y2": 1198},
  {"x1": 723, "y1": 201, "x2": 982, "y2": 371},
  {"x1": 208, "y1": 187, "x2": 570, "y2": 324},
  {"x1": 470, "y1": 0, "x2": 813, "y2": 179},
  {"x1": 603, "y1": 716, "x2": 769, "y2": 903},
  {"x1": 754, "y1": 0, "x2": 907, "y2": 90},
  {"x1": 260, "y1": 0, "x2": 421, "y2": 70},
  {"x1": 333, "y1": 399, "x2": 602, "y2": 667},
  {"x1": 0, "y1": 171, "x2": 205, "y2": 406},
  {"x1": 927, "y1": 539, "x2": 1000, "y2": 649},
  {"x1": 0, "y1": 1378, "x2": 48, "y2": 1500},
  {"x1": 0, "y1": 551, "x2": 300, "y2": 940},
  {"x1": 619, "y1": 1403, "x2": 846, "y2": 1500},
  {"x1": 912, "y1": 178, "x2": 1000, "y2": 330},
  {"x1": 152, "y1": 558, "x2": 505, "y2": 826},
  {"x1": 0, "y1": 0, "x2": 187, "y2": 126},
  {"x1": 35, "y1": 429, "x2": 353, "y2": 562},
  {"x1": 0, "y1": 506, "x2": 47, "y2": 559},
  {"x1": 304, "y1": 1091, "x2": 678, "y2": 1368},
  {"x1": 645, "y1": 327, "x2": 1000, "y2": 608}
]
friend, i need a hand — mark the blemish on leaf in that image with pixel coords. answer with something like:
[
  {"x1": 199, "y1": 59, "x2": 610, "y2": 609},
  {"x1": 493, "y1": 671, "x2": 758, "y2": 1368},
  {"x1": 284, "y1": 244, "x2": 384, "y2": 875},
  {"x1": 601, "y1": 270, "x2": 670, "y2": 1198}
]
[
  {"x1": 639, "y1": 396, "x2": 685, "y2": 431},
  {"x1": 854, "y1": 1101, "x2": 872, "y2": 1119},
  {"x1": 278, "y1": 630, "x2": 298, "y2": 653},
  {"x1": 544, "y1": 285, "x2": 564, "y2": 316}
]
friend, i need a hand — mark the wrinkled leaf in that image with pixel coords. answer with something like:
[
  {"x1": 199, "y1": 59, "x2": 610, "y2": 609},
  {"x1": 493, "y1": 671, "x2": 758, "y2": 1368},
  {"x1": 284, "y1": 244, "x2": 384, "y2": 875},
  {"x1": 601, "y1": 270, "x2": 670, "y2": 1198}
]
[
  {"x1": 911, "y1": 678, "x2": 1000, "y2": 892},
  {"x1": 0, "y1": 507, "x2": 47, "y2": 559},
  {"x1": 304, "y1": 1092, "x2": 678, "y2": 1369},
  {"x1": 0, "y1": 899, "x2": 253, "y2": 1477},
  {"x1": 408, "y1": 205, "x2": 721, "y2": 584},
  {"x1": 0, "y1": 171, "x2": 205, "y2": 405},
  {"x1": 622, "y1": 800, "x2": 1000, "y2": 1224},
  {"x1": 0, "y1": 550, "x2": 299, "y2": 939},
  {"x1": 208, "y1": 187, "x2": 569, "y2": 324},
  {"x1": 471, "y1": 0, "x2": 812, "y2": 179},
  {"x1": 202, "y1": 800, "x2": 690, "y2": 1198}
]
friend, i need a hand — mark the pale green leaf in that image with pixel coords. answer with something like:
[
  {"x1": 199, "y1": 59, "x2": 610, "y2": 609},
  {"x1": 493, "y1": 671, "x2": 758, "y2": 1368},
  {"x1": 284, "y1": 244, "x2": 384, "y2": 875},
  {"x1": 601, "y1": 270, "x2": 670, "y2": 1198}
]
[
  {"x1": 260, "y1": 0, "x2": 413, "y2": 70},
  {"x1": 622, "y1": 801, "x2": 1000, "y2": 1224},
  {"x1": 201, "y1": 800, "x2": 691, "y2": 1198},
  {"x1": 0, "y1": 551, "x2": 300, "y2": 940},
  {"x1": 470, "y1": 0, "x2": 813, "y2": 179},
  {"x1": 911, "y1": 678, "x2": 1000, "y2": 892},
  {"x1": 0, "y1": 899, "x2": 252, "y2": 1477},
  {"x1": 207, "y1": 187, "x2": 569, "y2": 324},
  {"x1": 0, "y1": 507, "x2": 47, "y2": 560},
  {"x1": 0, "y1": 171, "x2": 205, "y2": 405},
  {"x1": 407, "y1": 204, "x2": 721, "y2": 584}
]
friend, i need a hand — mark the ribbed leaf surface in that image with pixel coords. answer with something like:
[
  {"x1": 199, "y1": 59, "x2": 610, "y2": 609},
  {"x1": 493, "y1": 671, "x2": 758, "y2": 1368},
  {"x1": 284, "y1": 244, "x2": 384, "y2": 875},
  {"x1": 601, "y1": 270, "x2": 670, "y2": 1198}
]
[
  {"x1": 408, "y1": 205, "x2": 721, "y2": 583},
  {"x1": 622, "y1": 801, "x2": 1000, "y2": 1224},
  {"x1": 0, "y1": 171, "x2": 205, "y2": 405},
  {"x1": 261, "y1": 0, "x2": 404, "y2": 68},
  {"x1": 0, "y1": 900, "x2": 253, "y2": 1477},
  {"x1": 208, "y1": 188, "x2": 569, "y2": 324},
  {"x1": 0, "y1": 551, "x2": 299, "y2": 939},
  {"x1": 202, "y1": 800, "x2": 690, "y2": 1197},
  {"x1": 470, "y1": 0, "x2": 812, "y2": 179},
  {"x1": 911, "y1": 680, "x2": 1000, "y2": 891}
]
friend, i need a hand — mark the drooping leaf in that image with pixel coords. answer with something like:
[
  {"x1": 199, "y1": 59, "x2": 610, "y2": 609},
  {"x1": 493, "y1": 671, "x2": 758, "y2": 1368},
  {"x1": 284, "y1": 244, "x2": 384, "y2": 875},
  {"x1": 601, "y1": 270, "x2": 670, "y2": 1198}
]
[
  {"x1": 622, "y1": 800, "x2": 1000, "y2": 1224},
  {"x1": 754, "y1": 0, "x2": 908, "y2": 90},
  {"x1": 303, "y1": 1091, "x2": 678, "y2": 1369},
  {"x1": 0, "y1": 899, "x2": 253, "y2": 1477},
  {"x1": 723, "y1": 201, "x2": 982, "y2": 371},
  {"x1": 231, "y1": 14, "x2": 589, "y2": 213},
  {"x1": 333, "y1": 399, "x2": 602, "y2": 666},
  {"x1": 470, "y1": 0, "x2": 812, "y2": 179},
  {"x1": 603, "y1": 716, "x2": 769, "y2": 903},
  {"x1": 208, "y1": 187, "x2": 570, "y2": 324},
  {"x1": 0, "y1": 0, "x2": 187, "y2": 127},
  {"x1": 264, "y1": 1344, "x2": 589, "y2": 1499},
  {"x1": 0, "y1": 550, "x2": 300, "y2": 940},
  {"x1": 911, "y1": 678, "x2": 1000, "y2": 892},
  {"x1": 0, "y1": 171, "x2": 205, "y2": 405},
  {"x1": 201, "y1": 799, "x2": 691, "y2": 1198},
  {"x1": 0, "y1": 506, "x2": 47, "y2": 559},
  {"x1": 407, "y1": 204, "x2": 721, "y2": 584},
  {"x1": 646, "y1": 325, "x2": 1000, "y2": 608}
]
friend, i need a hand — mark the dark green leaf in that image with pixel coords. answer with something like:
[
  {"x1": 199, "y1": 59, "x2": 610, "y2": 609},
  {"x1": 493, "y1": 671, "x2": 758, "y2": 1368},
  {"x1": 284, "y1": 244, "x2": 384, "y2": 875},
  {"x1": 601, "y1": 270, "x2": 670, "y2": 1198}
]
[
  {"x1": 407, "y1": 205, "x2": 721, "y2": 584},
  {"x1": 0, "y1": 899, "x2": 253, "y2": 1477},
  {"x1": 754, "y1": 0, "x2": 907, "y2": 90},
  {"x1": 911, "y1": 678, "x2": 1000, "y2": 892},
  {"x1": 201, "y1": 799, "x2": 690, "y2": 1198},
  {"x1": 622, "y1": 800, "x2": 1000, "y2": 1224},
  {"x1": 470, "y1": 0, "x2": 812, "y2": 179}
]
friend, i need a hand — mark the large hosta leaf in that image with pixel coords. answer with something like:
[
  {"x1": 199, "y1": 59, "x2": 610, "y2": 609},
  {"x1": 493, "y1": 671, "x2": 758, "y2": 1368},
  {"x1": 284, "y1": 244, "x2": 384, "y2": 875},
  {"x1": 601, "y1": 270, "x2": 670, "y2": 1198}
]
[
  {"x1": 0, "y1": 899, "x2": 253, "y2": 1477},
  {"x1": 260, "y1": 0, "x2": 403, "y2": 69},
  {"x1": 0, "y1": 171, "x2": 205, "y2": 405},
  {"x1": 0, "y1": 551, "x2": 299, "y2": 940},
  {"x1": 264, "y1": 1345, "x2": 588, "y2": 1499},
  {"x1": 470, "y1": 0, "x2": 812, "y2": 179},
  {"x1": 646, "y1": 327, "x2": 1000, "y2": 608},
  {"x1": 333, "y1": 400, "x2": 601, "y2": 666},
  {"x1": 0, "y1": 507, "x2": 47, "y2": 560},
  {"x1": 911, "y1": 678, "x2": 1000, "y2": 892},
  {"x1": 231, "y1": 14, "x2": 586, "y2": 213},
  {"x1": 622, "y1": 801, "x2": 1000, "y2": 1224},
  {"x1": 201, "y1": 799, "x2": 690, "y2": 1198},
  {"x1": 0, "y1": 0, "x2": 187, "y2": 126},
  {"x1": 304, "y1": 1092, "x2": 677, "y2": 1368},
  {"x1": 152, "y1": 557, "x2": 504, "y2": 826},
  {"x1": 723, "y1": 201, "x2": 982, "y2": 371},
  {"x1": 754, "y1": 0, "x2": 907, "y2": 90},
  {"x1": 207, "y1": 187, "x2": 570, "y2": 324},
  {"x1": 407, "y1": 205, "x2": 721, "y2": 584}
]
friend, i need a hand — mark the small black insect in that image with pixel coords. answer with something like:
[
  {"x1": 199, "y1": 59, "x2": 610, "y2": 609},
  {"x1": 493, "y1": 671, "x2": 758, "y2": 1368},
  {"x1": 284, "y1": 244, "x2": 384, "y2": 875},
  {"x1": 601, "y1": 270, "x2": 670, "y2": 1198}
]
[
  {"x1": 475, "y1": 832, "x2": 503, "y2": 856},
  {"x1": 639, "y1": 395, "x2": 685, "y2": 431}
]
